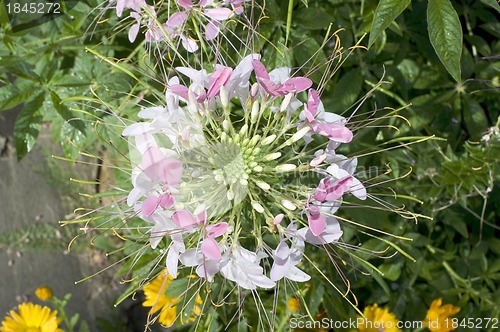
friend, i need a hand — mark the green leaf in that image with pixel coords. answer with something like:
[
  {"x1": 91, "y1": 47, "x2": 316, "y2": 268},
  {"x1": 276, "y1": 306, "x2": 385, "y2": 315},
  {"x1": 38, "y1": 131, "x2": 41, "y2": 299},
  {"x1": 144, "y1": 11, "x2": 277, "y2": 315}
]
[
  {"x1": 292, "y1": 36, "x2": 327, "y2": 83},
  {"x1": 166, "y1": 278, "x2": 190, "y2": 298},
  {"x1": 69, "y1": 313, "x2": 80, "y2": 328},
  {"x1": 6, "y1": 62, "x2": 41, "y2": 82},
  {"x1": 329, "y1": 68, "x2": 363, "y2": 114},
  {"x1": 296, "y1": 7, "x2": 335, "y2": 30},
  {"x1": 368, "y1": 0, "x2": 411, "y2": 47},
  {"x1": 480, "y1": 0, "x2": 500, "y2": 14},
  {"x1": 13, "y1": 92, "x2": 45, "y2": 160},
  {"x1": 0, "y1": 82, "x2": 38, "y2": 111},
  {"x1": 427, "y1": 0, "x2": 463, "y2": 82},
  {"x1": 49, "y1": 91, "x2": 86, "y2": 133},
  {"x1": 77, "y1": 321, "x2": 90, "y2": 332}
]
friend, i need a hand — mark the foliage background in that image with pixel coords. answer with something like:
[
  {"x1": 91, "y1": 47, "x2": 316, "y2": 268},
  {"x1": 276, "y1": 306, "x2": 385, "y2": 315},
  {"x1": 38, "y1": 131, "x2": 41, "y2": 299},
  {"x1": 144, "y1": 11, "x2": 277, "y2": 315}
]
[{"x1": 1, "y1": 0, "x2": 499, "y2": 330}]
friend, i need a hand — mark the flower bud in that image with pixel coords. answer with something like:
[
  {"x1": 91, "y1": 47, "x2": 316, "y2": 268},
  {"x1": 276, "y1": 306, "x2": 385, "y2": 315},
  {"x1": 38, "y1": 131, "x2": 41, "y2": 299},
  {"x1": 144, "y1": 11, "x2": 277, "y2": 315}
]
[
  {"x1": 253, "y1": 165, "x2": 263, "y2": 172},
  {"x1": 275, "y1": 164, "x2": 297, "y2": 172},
  {"x1": 251, "y1": 101, "x2": 260, "y2": 123},
  {"x1": 220, "y1": 85, "x2": 229, "y2": 108},
  {"x1": 223, "y1": 119, "x2": 230, "y2": 131},
  {"x1": 250, "y1": 134, "x2": 261, "y2": 146},
  {"x1": 281, "y1": 200, "x2": 296, "y2": 211},
  {"x1": 35, "y1": 286, "x2": 53, "y2": 301},
  {"x1": 252, "y1": 202, "x2": 264, "y2": 213},
  {"x1": 255, "y1": 181, "x2": 271, "y2": 191},
  {"x1": 261, "y1": 134, "x2": 276, "y2": 146},
  {"x1": 250, "y1": 82, "x2": 259, "y2": 98},
  {"x1": 263, "y1": 152, "x2": 281, "y2": 161},
  {"x1": 286, "y1": 127, "x2": 310, "y2": 145},
  {"x1": 280, "y1": 93, "x2": 293, "y2": 112},
  {"x1": 240, "y1": 124, "x2": 248, "y2": 136}
]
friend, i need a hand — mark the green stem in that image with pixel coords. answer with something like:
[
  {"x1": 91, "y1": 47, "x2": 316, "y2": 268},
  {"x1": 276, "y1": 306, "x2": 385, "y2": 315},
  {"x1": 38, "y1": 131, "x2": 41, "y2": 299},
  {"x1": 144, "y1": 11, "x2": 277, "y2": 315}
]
[{"x1": 285, "y1": 0, "x2": 294, "y2": 45}]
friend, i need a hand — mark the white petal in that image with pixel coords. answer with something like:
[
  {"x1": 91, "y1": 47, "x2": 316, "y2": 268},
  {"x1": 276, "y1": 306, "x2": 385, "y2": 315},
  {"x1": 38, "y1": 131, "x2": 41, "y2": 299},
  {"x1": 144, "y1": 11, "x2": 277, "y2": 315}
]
[{"x1": 286, "y1": 265, "x2": 310, "y2": 282}]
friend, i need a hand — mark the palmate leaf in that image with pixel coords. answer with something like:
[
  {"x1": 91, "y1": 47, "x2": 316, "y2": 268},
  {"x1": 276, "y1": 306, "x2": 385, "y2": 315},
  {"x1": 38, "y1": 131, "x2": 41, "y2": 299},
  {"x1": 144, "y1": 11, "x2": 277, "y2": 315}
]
[
  {"x1": 368, "y1": 0, "x2": 411, "y2": 47},
  {"x1": 13, "y1": 92, "x2": 45, "y2": 160},
  {"x1": 427, "y1": 0, "x2": 463, "y2": 82}
]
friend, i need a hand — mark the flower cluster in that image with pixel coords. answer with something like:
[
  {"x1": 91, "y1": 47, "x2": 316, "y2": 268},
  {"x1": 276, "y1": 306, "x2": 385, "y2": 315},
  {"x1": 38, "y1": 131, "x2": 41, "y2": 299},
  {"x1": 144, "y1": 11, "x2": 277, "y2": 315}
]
[
  {"x1": 121, "y1": 52, "x2": 367, "y2": 294},
  {"x1": 111, "y1": 0, "x2": 249, "y2": 49}
]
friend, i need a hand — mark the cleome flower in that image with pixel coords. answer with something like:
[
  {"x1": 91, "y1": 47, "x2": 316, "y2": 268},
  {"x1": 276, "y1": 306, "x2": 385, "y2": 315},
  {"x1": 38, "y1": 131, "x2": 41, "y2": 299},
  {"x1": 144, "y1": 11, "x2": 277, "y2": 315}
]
[
  {"x1": 121, "y1": 53, "x2": 368, "y2": 305},
  {"x1": 110, "y1": 0, "x2": 249, "y2": 50}
]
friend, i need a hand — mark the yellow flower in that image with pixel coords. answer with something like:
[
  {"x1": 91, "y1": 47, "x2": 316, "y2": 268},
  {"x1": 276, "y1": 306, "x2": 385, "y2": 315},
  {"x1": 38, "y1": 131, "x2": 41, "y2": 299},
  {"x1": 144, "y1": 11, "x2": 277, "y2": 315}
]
[
  {"x1": 0, "y1": 302, "x2": 63, "y2": 332},
  {"x1": 357, "y1": 304, "x2": 401, "y2": 332},
  {"x1": 143, "y1": 269, "x2": 202, "y2": 327},
  {"x1": 287, "y1": 298, "x2": 301, "y2": 312},
  {"x1": 35, "y1": 287, "x2": 53, "y2": 302},
  {"x1": 423, "y1": 298, "x2": 460, "y2": 332}
]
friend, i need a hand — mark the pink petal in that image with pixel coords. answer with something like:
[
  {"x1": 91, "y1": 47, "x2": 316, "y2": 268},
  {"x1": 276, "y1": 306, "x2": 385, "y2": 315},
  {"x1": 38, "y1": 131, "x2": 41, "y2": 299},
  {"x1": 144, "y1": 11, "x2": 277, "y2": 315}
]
[
  {"x1": 252, "y1": 62, "x2": 279, "y2": 95},
  {"x1": 314, "y1": 176, "x2": 353, "y2": 202},
  {"x1": 315, "y1": 123, "x2": 353, "y2": 143},
  {"x1": 275, "y1": 77, "x2": 313, "y2": 95},
  {"x1": 160, "y1": 158, "x2": 183, "y2": 187},
  {"x1": 178, "y1": 0, "x2": 193, "y2": 9},
  {"x1": 196, "y1": 210, "x2": 207, "y2": 225},
  {"x1": 207, "y1": 67, "x2": 233, "y2": 99},
  {"x1": 310, "y1": 154, "x2": 326, "y2": 167},
  {"x1": 230, "y1": 0, "x2": 245, "y2": 14},
  {"x1": 307, "y1": 206, "x2": 326, "y2": 236},
  {"x1": 145, "y1": 25, "x2": 166, "y2": 42},
  {"x1": 142, "y1": 146, "x2": 165, "y2": 171},
  {"x1": 205, "y1": 20, "x2": 220, "y2": 41},
  {"x1": 173, "y1": 210, "x2": 199, "y2": 230},
  {"x1": 306, "y1": 89, "x2": 321, "y2": 117},
  {"x1": 170, "y1": 84, "x2": 190, "y2": 100},
  {"x1": 128, "y1": 23, "x2": 140, "y2": 43},
  {"x1": 167, "y1": 11, "x2": 187, "y2": 28},
  {"x1": 313, "y1": 183, "x2": 327, "y2": 202},
  {"x1": 204, "y1": 8, "x2": 234, "y2": 20},
  {"x1": 201, "y1": 237, "x2": 221, "y2": 260},
  {"x1": 141, "y1": 147, "x2": 183, "y2": 187},
  {"x1": 325, "y1": 177, "x2": 352, "y2": 201},
  {"x1": 206, "y1": 222, "x2": 228, "y2": 238},
  {"x1": 142, "y1": 196, "x2": 160, "y2": 216},
  {"x1": 273, "y1": 214, "x2": 284, "y2": 225},
  {"x1": 180, "y1": 35, "x2": 199, "y2": 53},
  {"x1": 252, "y1": 60, "x2": 271, "y2": 81},
  {"x1": 159, "y1": 194, "x2": 175, "y2": 209},
  {"x1": 198, "y1": 0, "x2": 213, "y2": 6}
]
